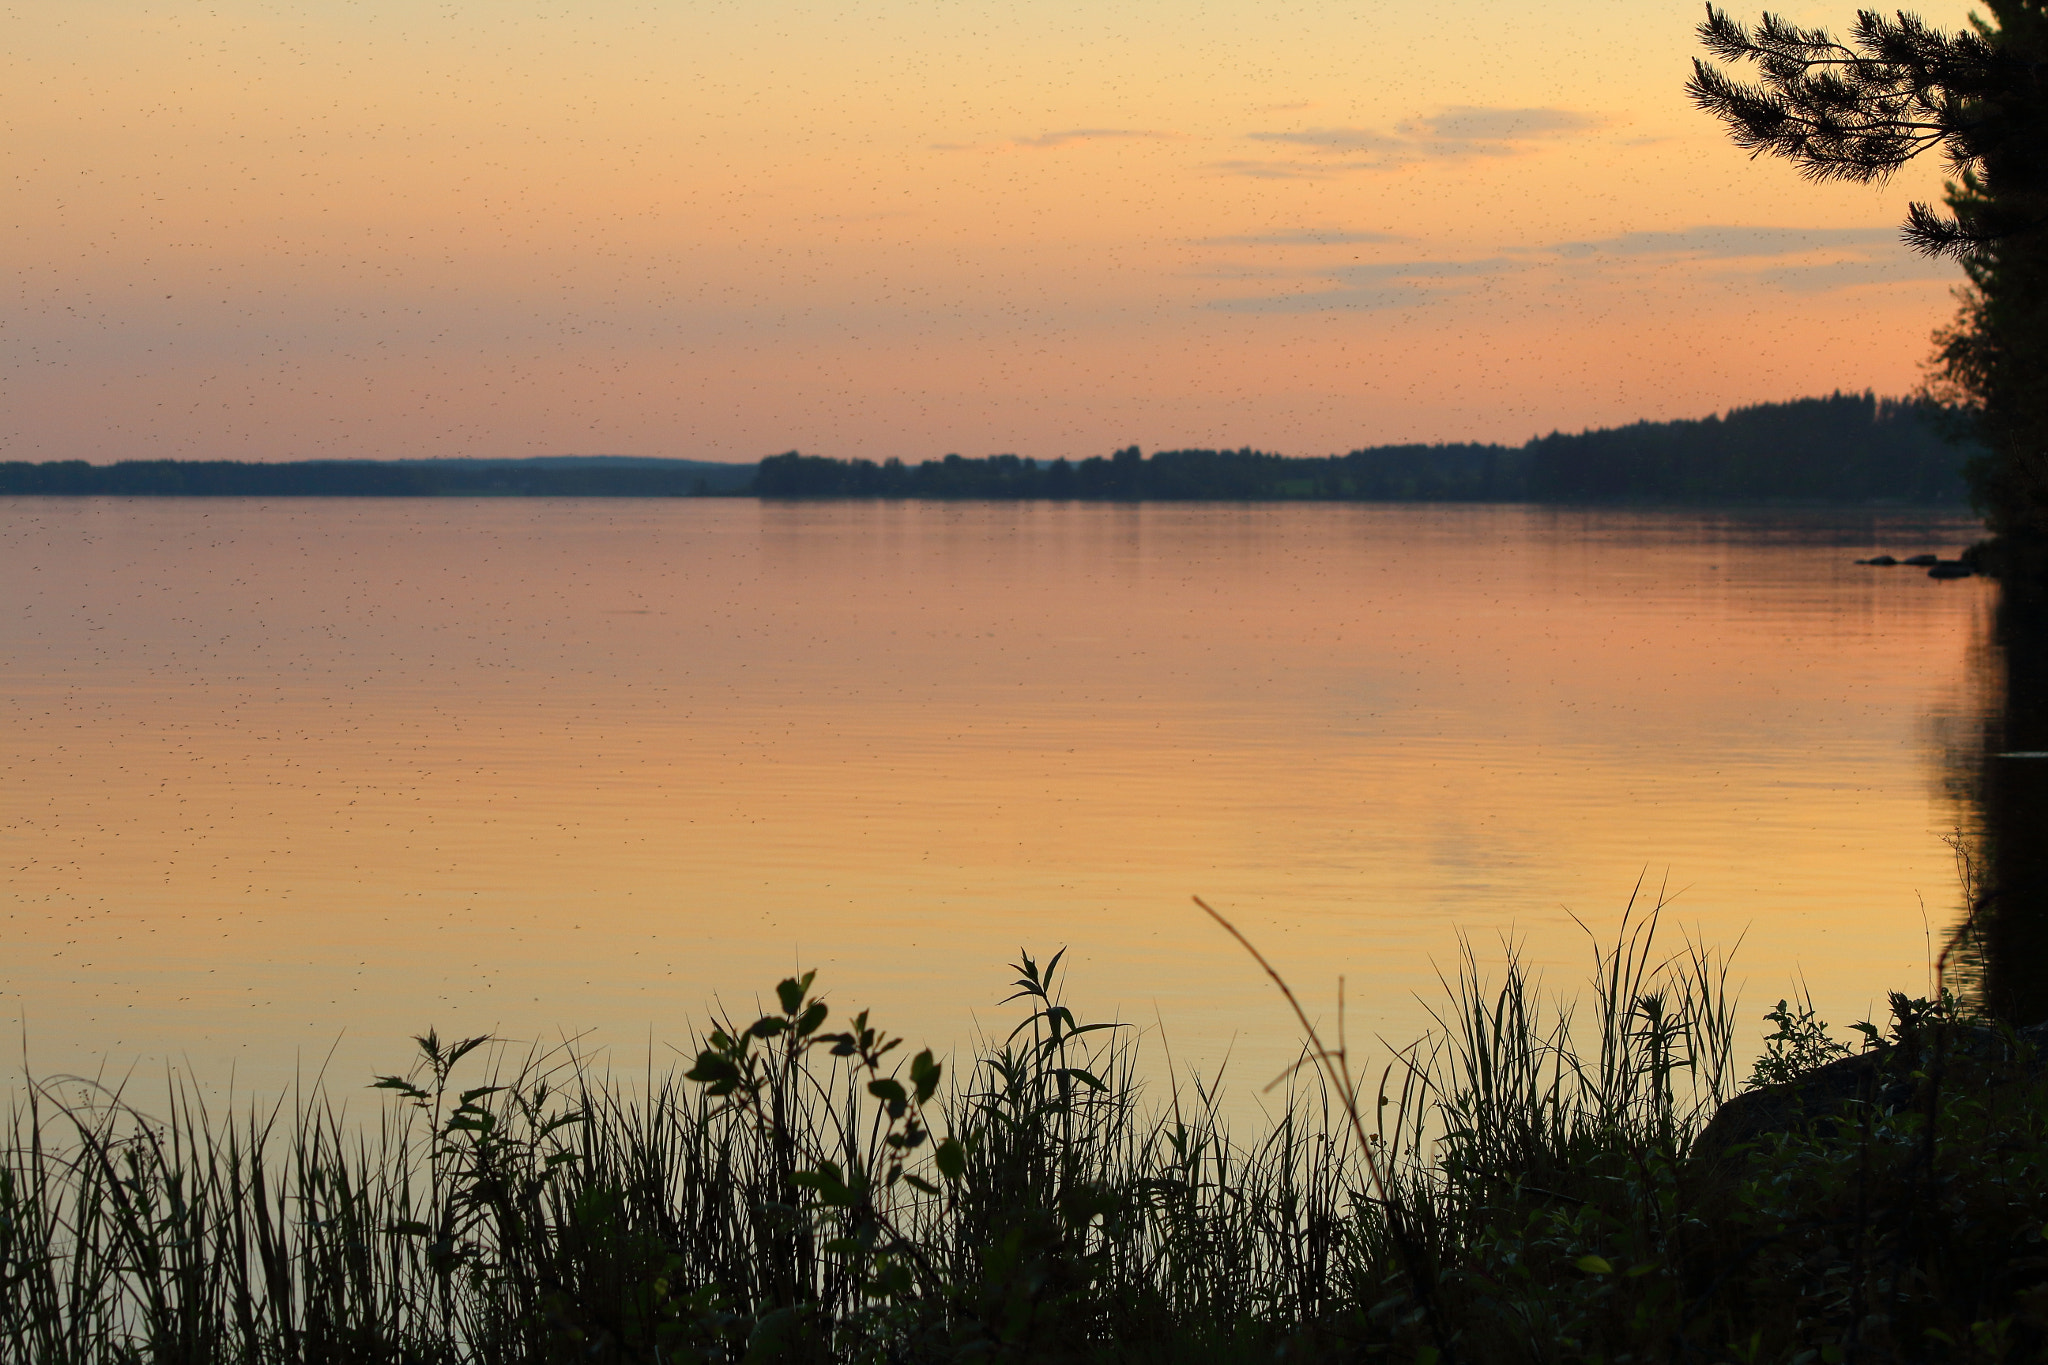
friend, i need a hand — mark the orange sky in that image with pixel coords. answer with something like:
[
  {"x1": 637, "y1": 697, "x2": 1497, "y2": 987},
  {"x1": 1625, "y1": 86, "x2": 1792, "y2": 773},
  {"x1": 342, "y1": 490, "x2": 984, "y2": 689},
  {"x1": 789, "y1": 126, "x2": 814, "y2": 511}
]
[{"x1": 3, "y1": 0, "x2": 1980, "y2": 463}]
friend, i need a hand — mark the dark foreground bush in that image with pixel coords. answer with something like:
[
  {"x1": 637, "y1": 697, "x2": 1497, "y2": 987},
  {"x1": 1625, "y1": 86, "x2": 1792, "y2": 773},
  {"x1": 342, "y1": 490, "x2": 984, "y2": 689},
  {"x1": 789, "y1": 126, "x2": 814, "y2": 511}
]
[{"x1": 5, "y1": 912, "x2": 2047, "y2": 1363}]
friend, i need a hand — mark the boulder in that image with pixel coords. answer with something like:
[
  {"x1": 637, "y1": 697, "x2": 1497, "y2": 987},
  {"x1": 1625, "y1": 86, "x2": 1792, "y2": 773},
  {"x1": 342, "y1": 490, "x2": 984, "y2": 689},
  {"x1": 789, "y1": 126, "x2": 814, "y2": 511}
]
[{"x1": 1691, "y1": 1020, "x2": 2048, "y2": 1169}]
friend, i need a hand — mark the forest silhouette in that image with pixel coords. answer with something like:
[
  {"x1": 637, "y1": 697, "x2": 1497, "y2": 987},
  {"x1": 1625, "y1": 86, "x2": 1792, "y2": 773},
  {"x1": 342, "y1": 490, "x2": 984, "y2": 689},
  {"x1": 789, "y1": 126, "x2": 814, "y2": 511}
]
[
  {"x1": 758, "y1": 392, "x2": 1966, "y2": 502},
  {"x1": 1, "y1": 392, "x2": 1973, "y2": 504}
]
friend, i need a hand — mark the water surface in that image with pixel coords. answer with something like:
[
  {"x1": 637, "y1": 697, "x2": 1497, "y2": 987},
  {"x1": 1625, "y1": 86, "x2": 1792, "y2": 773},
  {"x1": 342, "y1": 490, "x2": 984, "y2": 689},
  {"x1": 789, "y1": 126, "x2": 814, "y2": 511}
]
[{"x1": 1, "y1": 500, "x2": 1992, "y2": 1100}]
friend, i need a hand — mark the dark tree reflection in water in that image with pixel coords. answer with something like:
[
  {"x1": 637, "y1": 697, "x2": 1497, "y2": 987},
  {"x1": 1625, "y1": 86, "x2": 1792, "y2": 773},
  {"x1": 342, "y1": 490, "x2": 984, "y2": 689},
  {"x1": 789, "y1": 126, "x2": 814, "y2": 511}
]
[{"x1": 1956, "y1": 548, "x2": 2048, "y2": 1024}]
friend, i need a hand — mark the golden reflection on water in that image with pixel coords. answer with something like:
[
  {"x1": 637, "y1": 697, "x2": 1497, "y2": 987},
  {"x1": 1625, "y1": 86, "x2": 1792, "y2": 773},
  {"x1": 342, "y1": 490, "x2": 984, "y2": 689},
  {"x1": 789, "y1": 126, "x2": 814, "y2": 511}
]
[{"x1": 0, "y1": 499, "x2": 1994, "y2": 1103}]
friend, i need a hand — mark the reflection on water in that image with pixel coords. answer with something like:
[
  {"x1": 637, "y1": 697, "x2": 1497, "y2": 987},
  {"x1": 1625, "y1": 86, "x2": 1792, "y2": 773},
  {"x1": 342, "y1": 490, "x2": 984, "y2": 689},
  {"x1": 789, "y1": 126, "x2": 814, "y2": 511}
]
[
  {"x1": 1952, "y1": 547, "x2": 2048, "y2": 1024},
  {"x1": 0, "y1": 500, "x2": 2000, "y2": 1099}
]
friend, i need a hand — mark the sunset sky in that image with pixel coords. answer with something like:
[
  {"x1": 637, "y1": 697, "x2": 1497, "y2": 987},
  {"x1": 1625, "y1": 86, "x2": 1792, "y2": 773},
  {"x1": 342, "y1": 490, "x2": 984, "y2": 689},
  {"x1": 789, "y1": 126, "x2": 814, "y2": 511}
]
[{"x1": 4, "y1": 0, "x2": 1979, "y2": 464}]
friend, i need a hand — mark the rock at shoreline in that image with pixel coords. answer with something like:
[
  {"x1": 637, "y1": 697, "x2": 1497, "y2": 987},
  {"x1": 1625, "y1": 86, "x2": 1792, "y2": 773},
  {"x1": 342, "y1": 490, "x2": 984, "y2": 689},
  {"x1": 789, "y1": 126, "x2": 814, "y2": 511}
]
[
  {"x1": 1852, "y1": 553, "x2": 1972, "y2": 576},
  {"x1": 1692, "y1": 1020, "x2": 2048, "y2": 1169}
]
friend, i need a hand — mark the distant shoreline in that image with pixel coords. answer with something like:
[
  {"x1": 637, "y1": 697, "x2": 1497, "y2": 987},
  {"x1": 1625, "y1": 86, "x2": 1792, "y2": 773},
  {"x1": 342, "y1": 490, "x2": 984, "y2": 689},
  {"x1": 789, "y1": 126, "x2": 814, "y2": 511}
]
[
  {"x1": 0, "y1": 492, "x2": 1979, "y2": 507},
  {"x1": 0, "y1": 392, "x2": 1981, "y2": 506}
]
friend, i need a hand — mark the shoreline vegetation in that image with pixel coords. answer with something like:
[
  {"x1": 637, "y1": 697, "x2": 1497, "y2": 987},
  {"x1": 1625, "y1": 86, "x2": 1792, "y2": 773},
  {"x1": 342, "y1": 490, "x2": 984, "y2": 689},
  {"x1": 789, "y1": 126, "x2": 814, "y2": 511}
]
[
  {"x1": 0, "y1": 392, "x2": 1976, "y2": 505},
  {"x1": 9, "y1": 908, "x2": 2048, "y2": 1363}
]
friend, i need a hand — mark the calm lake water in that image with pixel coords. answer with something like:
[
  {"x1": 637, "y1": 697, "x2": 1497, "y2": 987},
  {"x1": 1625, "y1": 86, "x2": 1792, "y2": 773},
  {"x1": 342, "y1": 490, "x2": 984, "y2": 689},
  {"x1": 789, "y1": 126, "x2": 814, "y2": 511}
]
[{"x1": 0, "y1": 499, "x2": 1996, "y2": 1104}]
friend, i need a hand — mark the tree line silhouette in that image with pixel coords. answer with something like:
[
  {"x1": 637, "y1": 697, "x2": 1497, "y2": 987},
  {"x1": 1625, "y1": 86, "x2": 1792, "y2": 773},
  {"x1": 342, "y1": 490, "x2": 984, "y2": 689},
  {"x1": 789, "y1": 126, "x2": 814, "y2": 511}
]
[
  {"x1": 0, "y1": 393, "x2": 1972, "y2": 503},
  {"x1": 756, "y1": 393, "x2": 1971, "y2": 502},
  {"x1": 0, "y1": 457, "x2": 750, "y2": 498}
]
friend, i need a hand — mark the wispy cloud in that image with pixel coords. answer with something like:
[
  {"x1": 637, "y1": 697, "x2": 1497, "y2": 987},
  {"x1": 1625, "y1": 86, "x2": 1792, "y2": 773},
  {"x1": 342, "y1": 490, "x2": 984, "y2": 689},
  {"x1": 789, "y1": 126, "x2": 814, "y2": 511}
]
[
  {"x1": 1551, "y1": 224, "x2": 1951, "y2": 289},
  {"x1": 1013, "y1": 128, "x2": 1178, "y2": 148},
  {"x1": 1208, "y1": 287, "x2": 1427, "y2": 314},
  {"x1": 1206, "y1": 158, "x2": 1374, "y2": 180},
  {"x1": 1553, "y1": 226, "x2": 1896, "y2": 258},
  {"x1": 1333, "y1": 258, "x2": 1530, "y2": 285},
  {"x1": 1407, "y1": 107, "x2": 1601, "y2": 141},
  {"x1": 1193, "y1": 229, "x2": 1406, "y2": 247},
  {"x1": 1226, "y1": 105, "x2": 1605, "y2": 177},
  {"x1": 1208, "y1": 258, "x2": 1530, "y2": 313},
  {"x1": 936, "y1": 128, "x2": 1182, "y2": 152},
  {"x1": 1203, "y1": 224, "x2": 1953, "y2": 312},
  {"x1": 1759, "y1": 257, "x2": 1957, "y2": 291},
  {"x1": 1245, "y1": 128, "x2": 1413, "y2": 153}
]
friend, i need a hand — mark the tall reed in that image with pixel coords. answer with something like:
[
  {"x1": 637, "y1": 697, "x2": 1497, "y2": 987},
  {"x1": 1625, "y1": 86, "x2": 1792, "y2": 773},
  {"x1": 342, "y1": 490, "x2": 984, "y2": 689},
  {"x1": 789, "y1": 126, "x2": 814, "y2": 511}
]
[{"x1": 4, "y1": 906, "x2": 2041, "y2": 1363}]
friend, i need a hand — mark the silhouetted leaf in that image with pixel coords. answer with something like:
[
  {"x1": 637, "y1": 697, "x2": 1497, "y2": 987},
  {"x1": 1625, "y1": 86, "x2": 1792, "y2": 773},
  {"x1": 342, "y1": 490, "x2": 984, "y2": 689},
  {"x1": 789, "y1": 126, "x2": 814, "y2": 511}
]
[
  {"x1": 910, "y1": 1049, "x2": 942, "y2": 1103},
  {"x1": 685, "y1": 1051, "x2": 740, "y2": 1088}
]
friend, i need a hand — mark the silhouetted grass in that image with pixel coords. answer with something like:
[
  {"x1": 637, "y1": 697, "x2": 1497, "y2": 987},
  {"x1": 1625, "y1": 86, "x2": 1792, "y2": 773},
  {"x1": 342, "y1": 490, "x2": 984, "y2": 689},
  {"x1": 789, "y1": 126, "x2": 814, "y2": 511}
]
[{"x1": 6, "y1": 899, "x2": 2047, "y2": 1362}]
